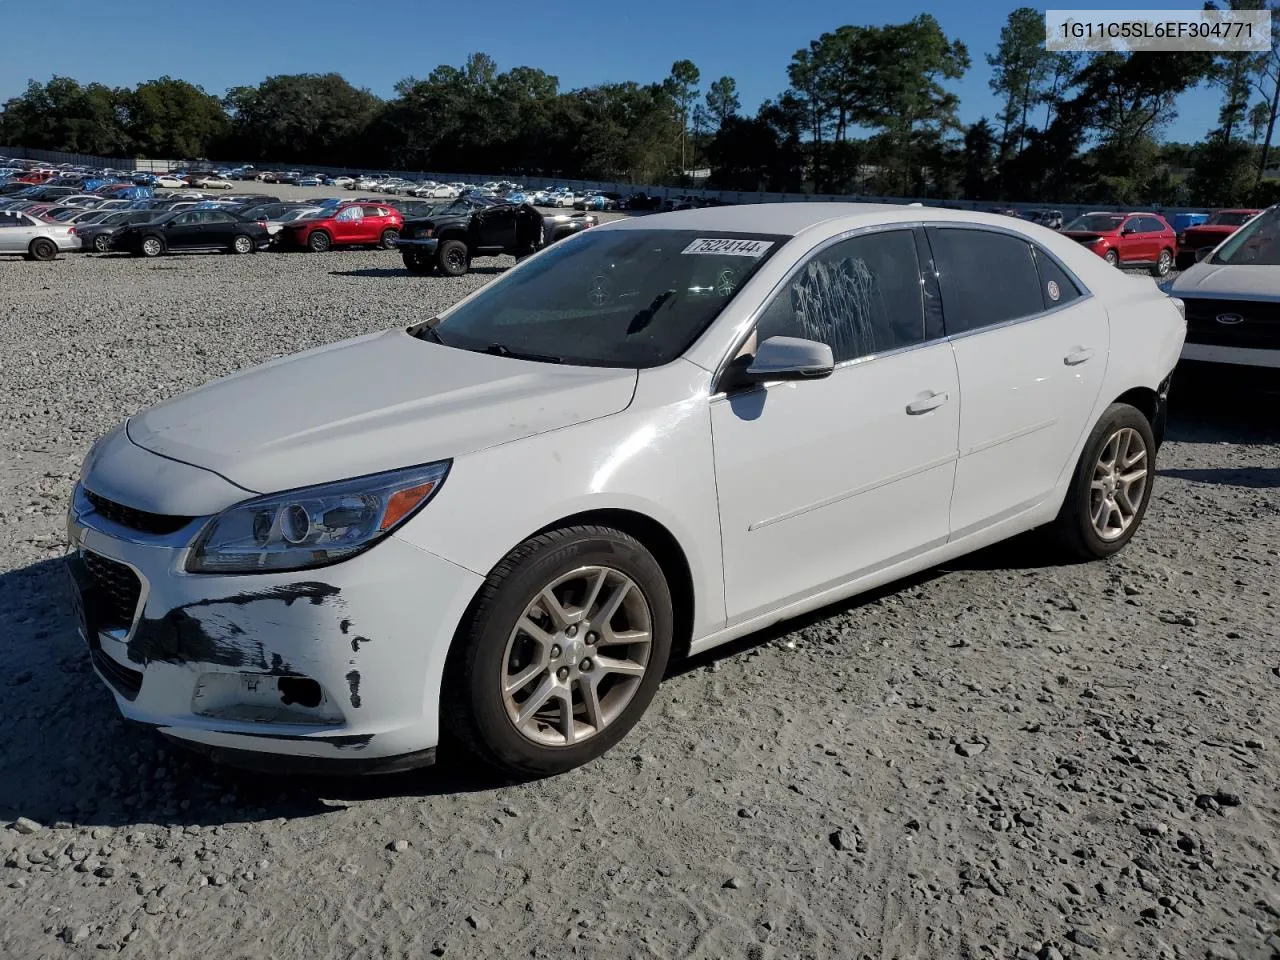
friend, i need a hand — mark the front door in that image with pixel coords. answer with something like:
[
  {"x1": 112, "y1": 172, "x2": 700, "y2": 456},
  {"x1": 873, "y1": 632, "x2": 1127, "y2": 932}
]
[
  {"x1": 711, "y1": 228, "x2": 961, "y2": 624},
  {"x1": 164, "y1": 211, "x2": 203, "y2": 249},
  {"x1": 924, "y1": 226, "x2": 1110, "y2": 537}
]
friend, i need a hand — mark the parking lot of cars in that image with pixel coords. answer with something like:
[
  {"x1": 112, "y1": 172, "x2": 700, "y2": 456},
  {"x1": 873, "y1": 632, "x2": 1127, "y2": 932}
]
[{"x1": 1, "y1": 180, "x2": 1278, "y2": 958}]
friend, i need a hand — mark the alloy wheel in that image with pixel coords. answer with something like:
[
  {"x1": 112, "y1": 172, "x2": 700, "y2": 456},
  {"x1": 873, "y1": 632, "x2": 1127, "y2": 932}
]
[
  {"x1": 142, "y1": 238, "x2": 161, "y2": 257},
  {"x1": 501, "y1": 565, "x2": 652, "y2": 747},
  {"x1": 1090, "y1": 427, "x2": 1149, "y2": 541}
]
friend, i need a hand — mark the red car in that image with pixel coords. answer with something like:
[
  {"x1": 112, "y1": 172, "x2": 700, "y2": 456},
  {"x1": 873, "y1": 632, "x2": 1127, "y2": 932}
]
[
  {"x1": 1175, "y1": 208, "x2": 1260, "y2": 269},
  {"x1": 276, "y1": 201, "x2": 403, "y2": 252},
  {"x1": 1061, "y1": 211, "x2": 1177, "y2": 277}
]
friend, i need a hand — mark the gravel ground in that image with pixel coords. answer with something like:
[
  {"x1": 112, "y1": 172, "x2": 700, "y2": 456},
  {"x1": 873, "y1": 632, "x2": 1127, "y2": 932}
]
[{"x1": 1, "y1": 245, "x2": 1278, "y2": 960}]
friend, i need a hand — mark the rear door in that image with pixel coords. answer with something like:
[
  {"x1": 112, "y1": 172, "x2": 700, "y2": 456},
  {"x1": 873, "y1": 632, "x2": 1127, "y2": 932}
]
[
  {"x1": 201, "y1": 210, "x2": 238, "y2": 246},
  {"x1": 164, "y1": 211, "x2": 203, "y2": 249},
  {"x1": 331, "y1": 205, "x2": 364, "y2": 243},
  {"x1": 926, "y1": 225, "x2": 1110, "y2": 536}
]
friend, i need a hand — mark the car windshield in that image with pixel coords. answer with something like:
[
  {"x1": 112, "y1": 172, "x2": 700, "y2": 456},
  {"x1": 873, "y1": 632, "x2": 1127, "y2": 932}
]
[
  {"x1": 423, "y1": 229, "x2": 790, "y2": 368},
  {"x1": 1065, "y1": 214, "x2": 1124, "y2": 232},
  {"x1": 1208, "y1": 211, "x2": 1255, "y2": 226},
  {"x1": 1210, "y1": 206, "x2": 1280, "y2": 265}
]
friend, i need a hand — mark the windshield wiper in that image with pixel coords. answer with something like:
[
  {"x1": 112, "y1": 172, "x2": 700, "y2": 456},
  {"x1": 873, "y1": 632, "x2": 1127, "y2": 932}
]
[
  {"x1": 483, "y1": 342, "x2": 564, "y2": 364},
  {"x1": 409, "y1": 318, "x2": 450, "y2": 345}
]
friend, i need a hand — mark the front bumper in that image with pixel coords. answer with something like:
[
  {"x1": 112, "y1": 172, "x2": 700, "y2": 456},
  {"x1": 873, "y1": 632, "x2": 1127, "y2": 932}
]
[
  {"x1": 392, "y1": 237, "x2": 438, "y2": 254},
  {"x1": 65, "y1": 483, "x2": 483, "y2": 770},
  {"x1": 1181, "y1": 342, "x2": 1280, "y2": 369}
]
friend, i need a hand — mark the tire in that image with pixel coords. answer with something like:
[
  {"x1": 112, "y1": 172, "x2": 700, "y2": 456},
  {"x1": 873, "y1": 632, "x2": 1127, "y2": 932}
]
[
  {"x1": 437, "y1": 239, "x2": 469, "y2": 276},
  {"x1": 1046, "y1": 402, "x2": 1157, "y2": 561},
  {"x1": 1103, "y1": 249, "x2": 1119, "y2": 267},
  {"x1": 441, "y1": 525, "x2": 674, "y2": 778},
  {"x1": 140, "y1": 236, "x2": 163, "y2": 258},
  {"x1": 230, "y1": 234, "x2": 254, "y2": 254},
  {"x1": 28, "y1": 238, "x2": 56, "y2": 261},
  {"x1": 1151, "y1": 248, "x2": 1173, "y2": 277},
  {"x1": 308, "y1": 230, "x2": 331, "y2": 252},
  {"x1": 402, "y1": 251, "x2": 434, "y2": 274},
  {"x1": 92, "y1": 234, "x2": 111, "y2": 253},
  {"x1": 379, "y1": 228, "x2": 399, "y2": 249}
]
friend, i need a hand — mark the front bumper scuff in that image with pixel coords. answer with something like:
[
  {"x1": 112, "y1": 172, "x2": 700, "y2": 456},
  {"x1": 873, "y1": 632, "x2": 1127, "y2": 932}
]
[{"x1": 66, "y1": 482, "x2": 484, "y2": 770}]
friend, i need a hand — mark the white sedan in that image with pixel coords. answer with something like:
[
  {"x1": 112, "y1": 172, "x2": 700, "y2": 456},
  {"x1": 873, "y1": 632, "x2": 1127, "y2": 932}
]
[
  {"x1": 66, "y1": 204, "x2": 1184, "y2": 778},
  {"x1": 1164, "y1": 203, "x2": 1280, "y2": 371},
  {"x1": 153, "y1": 176, "x2": 187, "y2": 188}
]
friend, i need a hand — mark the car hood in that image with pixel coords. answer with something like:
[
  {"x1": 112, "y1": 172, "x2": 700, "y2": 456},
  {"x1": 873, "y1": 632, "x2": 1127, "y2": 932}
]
[
  {"x1": 1169, "y1": 262, "x2": 1280, "y2": 298},
  {"x1": 125, "y1": 328, "x2": 638, "y2": 494}
]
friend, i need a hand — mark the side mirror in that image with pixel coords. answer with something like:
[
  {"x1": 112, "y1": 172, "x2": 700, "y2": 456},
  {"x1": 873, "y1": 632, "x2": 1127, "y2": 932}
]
[{"x1": 734, "y1": 336, "x2": 835, "y2": 386}]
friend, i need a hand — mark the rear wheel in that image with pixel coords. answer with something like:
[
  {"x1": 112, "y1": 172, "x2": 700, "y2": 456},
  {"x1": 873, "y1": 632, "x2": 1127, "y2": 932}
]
[
  {"x1": 1046, "y1": 402, "x2": 1155, "y2": 561},
  {"x1": 29, "y1": 238, "x2": 56, "y2": 261},
  {"x1": 379, "y1": 228, "x2": 399, "y2": 249},
  {"x1": 92, "y1": 234, "x2": 111, "y2": 253},
  {"x1": 231, "y1": 234, "x2": 254, "y2": 254},
  {"x1": 437, "y1": 239, "x2": 469, "y2": 276},
  {"x1": 308, "y1": 230, "x2": 331, "y2": 252},
  {"x1": 441, "y1": 525, "x2": 673, "y2": 778}
]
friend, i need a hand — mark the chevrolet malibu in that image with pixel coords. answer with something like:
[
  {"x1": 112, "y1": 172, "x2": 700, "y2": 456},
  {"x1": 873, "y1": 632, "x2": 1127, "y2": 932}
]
[{"x1": 66, "y1": 204, "x2": 1186, "y2": 778}]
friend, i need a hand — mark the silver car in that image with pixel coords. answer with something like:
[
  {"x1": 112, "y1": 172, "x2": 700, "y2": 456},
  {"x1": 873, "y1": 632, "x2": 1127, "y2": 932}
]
[{"x1": 0, "y1": 210, "x2": 82, "y2": 260}]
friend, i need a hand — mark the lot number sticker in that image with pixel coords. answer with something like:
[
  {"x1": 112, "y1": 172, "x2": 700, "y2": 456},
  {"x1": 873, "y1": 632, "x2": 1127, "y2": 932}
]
[
  {"x1": 682, "y1": 238, "x2": 774, "y2": 257},
  {"x1": 1046, "y1": 280, "x2": 1061, "y2": 301}
]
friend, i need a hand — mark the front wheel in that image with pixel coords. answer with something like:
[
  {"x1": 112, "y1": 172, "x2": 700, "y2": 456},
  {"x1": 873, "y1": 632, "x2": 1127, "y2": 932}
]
[
  {"x1": 308, "y1": 230, "x2": 331, "y2": 252},
  {"x1": 1151, "y1": 249, "x2": 1173, "y2": 277},
  {"x1": 1046, "y1": 402, "x2": 1156, "y2": 561},
  {"x1": 441, "y1": 525, "x2": 674, "y2": 778},
  {"x1": 140, "y1": 236, "x2": 163, "y2": 258},
  {"x1": 230, "y1": 234, "x2": 254, "y2": 254},
  {"x1": 437, "y1": 239, "x2": 469, "y2": 276},
  {"x1": 1103, "y1": 249, "x2": 1119, "y2": 267}
]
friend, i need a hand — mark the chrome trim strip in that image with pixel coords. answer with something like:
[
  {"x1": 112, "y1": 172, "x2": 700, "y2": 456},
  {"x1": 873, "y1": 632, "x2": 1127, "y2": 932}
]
[
  {"x1": 709, "y1": 219, "x2": 1097, "y2": 395},
  {"x1": 747, "y1": 453, "x2": 958, "y2": 532}
]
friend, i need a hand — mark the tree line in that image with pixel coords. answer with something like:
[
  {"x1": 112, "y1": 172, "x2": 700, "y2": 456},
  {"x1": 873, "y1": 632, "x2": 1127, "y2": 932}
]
[{"x1": 3, "y1": 3, "x2": 1280, "y2": 205}]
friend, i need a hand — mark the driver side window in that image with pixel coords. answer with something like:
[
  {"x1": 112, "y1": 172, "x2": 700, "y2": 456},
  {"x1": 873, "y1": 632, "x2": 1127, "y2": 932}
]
[{"x1": 749, "y1": 230, "x2": 927, "y2": 364}]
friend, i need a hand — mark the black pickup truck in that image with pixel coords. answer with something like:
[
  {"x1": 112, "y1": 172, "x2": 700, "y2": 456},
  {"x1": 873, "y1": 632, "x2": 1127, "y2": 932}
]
[{"x1": 393, "y1": 194, "x2": 597, "y2": 276}]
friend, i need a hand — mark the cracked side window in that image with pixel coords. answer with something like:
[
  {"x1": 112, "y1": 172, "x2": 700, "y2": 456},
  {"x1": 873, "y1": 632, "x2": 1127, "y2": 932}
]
[{"x1": 754, "y1": 230, "x2": 926, "y2": 363}]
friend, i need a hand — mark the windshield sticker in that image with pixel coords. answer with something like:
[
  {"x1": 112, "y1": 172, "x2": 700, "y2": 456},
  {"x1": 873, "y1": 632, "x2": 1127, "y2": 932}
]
[
  {"x1": 682, "y1": 238, "x2": 774, "y2": 257},
  {"x1": 1046, "y1": 280, "x2": 1061, "y2": 301}
]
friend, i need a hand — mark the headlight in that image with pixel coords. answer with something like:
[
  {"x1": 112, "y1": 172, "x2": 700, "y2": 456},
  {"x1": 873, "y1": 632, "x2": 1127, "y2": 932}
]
[{"x1": 186, "y1": 461, "x2": 450, "y2": 574}]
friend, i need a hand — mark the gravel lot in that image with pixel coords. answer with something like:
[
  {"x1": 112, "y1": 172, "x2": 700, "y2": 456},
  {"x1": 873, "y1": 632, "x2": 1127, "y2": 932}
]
[{"x1": 1, "y1": 238, "x2": 1278, "y2": 960}]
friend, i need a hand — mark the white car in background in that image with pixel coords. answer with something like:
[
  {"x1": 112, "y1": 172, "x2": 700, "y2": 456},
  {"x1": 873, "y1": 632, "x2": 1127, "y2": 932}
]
[
  {"x1": 1163, "y1": 203, "x2": 1280, "y2": 373},
  {"x1": 191, "y1": 175, "x2": 234, "y2": 190},
  {"x1": 67, "y1": 204, "x2": 1183, "y2": 779},
  {"x1": 333, "y1": 176, "x2": 355, "y2": 189},
  {"x1": 153, "y1": 176, "x2": 187, "y2": 188}
]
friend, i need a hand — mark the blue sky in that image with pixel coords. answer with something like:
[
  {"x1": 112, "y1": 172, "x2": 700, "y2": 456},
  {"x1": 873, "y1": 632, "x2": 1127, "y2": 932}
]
[{"x1": 0, "y1": 0, "x2": 1228, "y2": 145}]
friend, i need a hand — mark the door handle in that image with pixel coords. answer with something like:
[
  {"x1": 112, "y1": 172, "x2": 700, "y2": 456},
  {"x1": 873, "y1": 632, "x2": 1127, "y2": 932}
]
[
  {"x1": 1064, "y1": 347, "x2": 1094, "y2": 366},
  {"x1": 906, "y1": 391, "x2": 949, "y2": 415}
]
